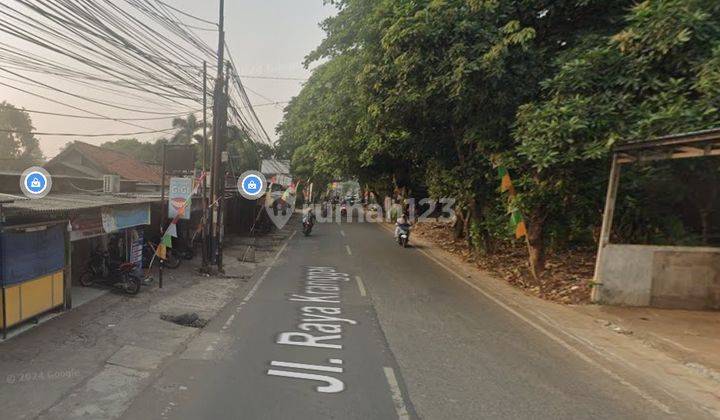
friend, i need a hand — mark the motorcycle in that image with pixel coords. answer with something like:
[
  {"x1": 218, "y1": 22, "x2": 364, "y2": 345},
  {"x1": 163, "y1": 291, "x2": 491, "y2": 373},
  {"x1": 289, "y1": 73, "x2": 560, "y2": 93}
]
[
  {"x1": 396, "y1": 223, "x2": 410, "y2": 248},
  {"x1": 340, "y1": 203, "x2": 348, "y2": 218},
  {"x1": 79, "y1": 249, "x2": 141, "y2": 295},
  {"x1": 302, "y1": 214, "x2": 315, "y2": 236}
]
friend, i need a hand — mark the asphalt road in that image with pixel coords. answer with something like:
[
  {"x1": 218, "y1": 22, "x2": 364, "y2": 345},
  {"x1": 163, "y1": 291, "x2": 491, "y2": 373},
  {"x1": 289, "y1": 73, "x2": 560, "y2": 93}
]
[{"x1": 120, "y1": 218, "x2": 696, "y2": 420}]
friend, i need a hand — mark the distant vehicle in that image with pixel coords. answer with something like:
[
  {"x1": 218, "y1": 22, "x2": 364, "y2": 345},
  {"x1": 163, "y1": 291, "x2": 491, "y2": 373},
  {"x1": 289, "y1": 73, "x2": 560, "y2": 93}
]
[
  {"x1": 396, "y1": 221, "x2": 411, "y2": 248},
  {"x1": 302, "y1": 209, "x2": 315, "y2": 236}
]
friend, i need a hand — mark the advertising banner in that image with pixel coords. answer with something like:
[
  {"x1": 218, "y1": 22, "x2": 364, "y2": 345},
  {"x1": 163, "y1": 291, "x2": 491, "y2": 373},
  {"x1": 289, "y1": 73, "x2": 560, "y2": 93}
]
[
  {"x1": 169, "y1": 177, "x2": 192, "y2": 220},
  {"x1": 70, "y1": 211, "x2": 104, "y2": 241},
  {"x1": 102, "y1": 205, "x2": 151, "y2": 233}
]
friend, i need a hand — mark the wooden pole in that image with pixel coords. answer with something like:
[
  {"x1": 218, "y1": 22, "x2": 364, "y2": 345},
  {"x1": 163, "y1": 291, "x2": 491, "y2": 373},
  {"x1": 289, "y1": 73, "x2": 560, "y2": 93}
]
[
  {"x1": 201, "y1": 61, "x2": 209, "y2": 269},
  {"x1": 209, "y1": 0, "x2": 225, "y2": 267},
  {"x1": 159, "y1": 144, "x2": 166, "y2": 289}
]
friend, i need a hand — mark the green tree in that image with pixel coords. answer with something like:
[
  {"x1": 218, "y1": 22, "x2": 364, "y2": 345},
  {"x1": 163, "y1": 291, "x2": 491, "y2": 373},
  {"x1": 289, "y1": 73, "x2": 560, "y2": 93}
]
[
  {"x1": 171, "y1": 113, "x2": 205, "y2": 145},
  {"x1": 0, "y1": 102, "x2": 44, "y2": 163},
  {"x1": 101, "y1": 138, "x2": 164, "y2": 163},
  {"x1": 513, "y1": 0, "x2": 720, "y2": 272}
]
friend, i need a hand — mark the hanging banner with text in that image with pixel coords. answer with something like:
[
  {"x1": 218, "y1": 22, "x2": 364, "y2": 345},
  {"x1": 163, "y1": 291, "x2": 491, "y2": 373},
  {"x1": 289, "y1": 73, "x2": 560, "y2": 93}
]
[{"x1": 169, "y1": 177, "x2": 192, "y2": 220}]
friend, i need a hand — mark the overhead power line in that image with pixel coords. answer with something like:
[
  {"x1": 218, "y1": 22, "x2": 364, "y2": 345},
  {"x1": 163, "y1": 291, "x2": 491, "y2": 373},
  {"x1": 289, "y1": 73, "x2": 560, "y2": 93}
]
[
  {"x1": 0, "y1": 105, "x2": 203, "y2": 121},
  {"x1": 0, "y1": 127, "x2": 176, "y2": 137},
  {"x1": 239, "y1": 75, "x2": 308, "y2": 81}
]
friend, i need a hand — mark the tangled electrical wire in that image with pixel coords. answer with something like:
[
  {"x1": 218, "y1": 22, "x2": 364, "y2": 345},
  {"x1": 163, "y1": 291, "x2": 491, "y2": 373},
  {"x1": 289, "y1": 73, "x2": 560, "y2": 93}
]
[{"x1": 0, "y1": 0, "x2": 273, "y2": 145}]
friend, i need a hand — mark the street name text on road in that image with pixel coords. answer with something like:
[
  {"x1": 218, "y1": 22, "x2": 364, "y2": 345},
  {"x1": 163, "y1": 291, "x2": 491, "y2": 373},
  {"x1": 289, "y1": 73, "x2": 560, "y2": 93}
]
[{"x1": 267, "y1": 266, "x2": 357, "y2": 393}]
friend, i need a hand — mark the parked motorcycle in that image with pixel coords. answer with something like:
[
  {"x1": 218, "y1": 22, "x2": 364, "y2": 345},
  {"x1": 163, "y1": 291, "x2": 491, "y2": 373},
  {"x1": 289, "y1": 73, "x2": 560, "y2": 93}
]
[
  {"x1": 396, "y1": 223, "x2": 410, "y2": 248},
  {"x1": 79, "y1": 249, "x2": 141, "y2": 295}
]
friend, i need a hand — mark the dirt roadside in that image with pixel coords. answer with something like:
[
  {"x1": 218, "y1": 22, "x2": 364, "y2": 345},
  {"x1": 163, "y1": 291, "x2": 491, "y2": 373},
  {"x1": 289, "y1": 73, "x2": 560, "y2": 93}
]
[
  {"x1": 0, "y1": 224, "x2": 295, "y2": 420},
  {"x1": 379, "y1": 221, "x2": 720, "y2": 418}
]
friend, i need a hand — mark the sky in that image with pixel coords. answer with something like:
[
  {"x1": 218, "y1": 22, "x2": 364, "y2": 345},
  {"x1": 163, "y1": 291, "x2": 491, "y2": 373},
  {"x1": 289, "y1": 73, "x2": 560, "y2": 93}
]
[{"x1": 1, "y1": 1, "x2": 335, "y2": 159}]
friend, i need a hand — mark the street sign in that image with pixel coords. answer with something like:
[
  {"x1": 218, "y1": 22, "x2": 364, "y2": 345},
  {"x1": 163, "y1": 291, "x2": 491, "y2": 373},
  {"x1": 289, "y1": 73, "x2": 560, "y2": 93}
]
[
  {"x1": 238, "y1": 170, "x2": 267, "y2": 200},
  {"x1": 20, "y1": 166, "x2": 52, "y2": 199},
  {"x1": 165, "y1": 145, "x2": 196, "y2": 174}
]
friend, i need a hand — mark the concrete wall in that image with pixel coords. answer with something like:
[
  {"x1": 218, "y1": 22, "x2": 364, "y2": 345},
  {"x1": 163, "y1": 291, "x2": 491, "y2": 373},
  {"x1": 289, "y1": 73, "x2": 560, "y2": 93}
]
[{"x1": 595, "y1": 244, "x2": 720, "y2": 310}]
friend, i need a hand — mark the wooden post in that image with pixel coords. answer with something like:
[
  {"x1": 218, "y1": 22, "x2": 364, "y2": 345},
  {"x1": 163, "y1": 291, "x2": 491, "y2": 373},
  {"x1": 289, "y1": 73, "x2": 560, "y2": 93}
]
[
  {"x1": 201, "y1": 60, "x2": 209, "y2": 270},
  {"x1": 64, "y1": 224, "x2": 72, "y2": 310},
  {"x1": 591, "y1": 153, "x2": 622, "y2": 302},
  {"x1": 159, "y1": 144, "x2": 166, "y2": 289}
]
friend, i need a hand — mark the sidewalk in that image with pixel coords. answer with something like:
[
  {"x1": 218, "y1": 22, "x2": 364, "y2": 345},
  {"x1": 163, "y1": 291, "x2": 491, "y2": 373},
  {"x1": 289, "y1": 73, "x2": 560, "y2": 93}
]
[
  {"x1": 0, "y1": 227, "x2": 294, "y2": 420},
  {"x1": 378, "y1": 222, "x2": 720, "y2": 417}
]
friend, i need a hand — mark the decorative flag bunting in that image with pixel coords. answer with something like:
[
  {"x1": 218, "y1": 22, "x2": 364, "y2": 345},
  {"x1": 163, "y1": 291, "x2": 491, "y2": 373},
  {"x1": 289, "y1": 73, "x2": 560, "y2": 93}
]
[{"x1": 497, "y1": 166, "x2": 526, "y2": 239}]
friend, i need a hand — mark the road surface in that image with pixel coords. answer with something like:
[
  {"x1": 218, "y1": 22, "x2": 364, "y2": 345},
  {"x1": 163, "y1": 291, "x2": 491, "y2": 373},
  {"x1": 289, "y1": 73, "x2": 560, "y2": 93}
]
[{"x1": 121, "y1": 219, "x2": 701, "y2": 419}]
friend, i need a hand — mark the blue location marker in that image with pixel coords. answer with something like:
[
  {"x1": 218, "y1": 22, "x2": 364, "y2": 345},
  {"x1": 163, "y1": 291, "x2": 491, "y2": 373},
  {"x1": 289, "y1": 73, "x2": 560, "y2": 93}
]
[
  {"x1": 238, "y1": 170, "x2": 267, "y2": 200},
  {"x1": 20, "y1": 167, "x2": 52, "y2": 198},
  {"x1": 243, "y1": 175, "x2": 262, "y2": 195},
  {"x1": 26, "y1": 173, "x2": 46, "y2": 194}
]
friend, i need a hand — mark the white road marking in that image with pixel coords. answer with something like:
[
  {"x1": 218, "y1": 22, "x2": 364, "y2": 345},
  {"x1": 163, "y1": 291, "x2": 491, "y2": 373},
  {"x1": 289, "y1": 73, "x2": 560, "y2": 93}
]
[
  {"x1": 355, "y1": 275, "x2": 367, "y2": 297},
  {"x1": 214, "y1": 230, "x2": 297, "y2": 334},
  {"x1": 383, "y1": 367, "x2": 410, "y2": 420},
  {"x1": 270, "y1": 361, "x2": 343, "y2": 373},
  {"x1": 221, "y1": 314, "x2": 235, "y2": 330},
  {"x1": 410, "y1": 240, "x2": 673, "y2": 415},
  {"x1": 345, "y1": 245, "x2": 352, "y2": 256},
  {"x1": 340, "y1": 229, "x2": 346, "y2": 237},
  {"x1": 240, "y1": 230, "x2": 297, "y2": 305}
]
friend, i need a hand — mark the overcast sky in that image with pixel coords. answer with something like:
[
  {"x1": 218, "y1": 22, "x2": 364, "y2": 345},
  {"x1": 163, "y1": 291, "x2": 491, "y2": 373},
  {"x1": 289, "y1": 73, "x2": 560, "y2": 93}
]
[{"x1": 1, "y1": 1, "x2": 335, "y2": 159}]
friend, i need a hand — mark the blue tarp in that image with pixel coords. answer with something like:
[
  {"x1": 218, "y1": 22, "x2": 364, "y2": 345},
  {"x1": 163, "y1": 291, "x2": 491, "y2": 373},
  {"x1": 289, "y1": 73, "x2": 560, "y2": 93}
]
[{"x1": 0, "y1": 224, "x2": 65, "y2": 286}]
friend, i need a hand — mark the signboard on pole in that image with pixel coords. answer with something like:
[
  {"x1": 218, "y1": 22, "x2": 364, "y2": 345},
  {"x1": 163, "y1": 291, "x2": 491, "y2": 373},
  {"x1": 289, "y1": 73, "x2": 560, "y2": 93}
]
[
  {"x1": 169, "y1": 177, "x2": 192, "y2": 220},
  {"x1": 165, "y1": 145, "x2": 196, "y2": 174}
]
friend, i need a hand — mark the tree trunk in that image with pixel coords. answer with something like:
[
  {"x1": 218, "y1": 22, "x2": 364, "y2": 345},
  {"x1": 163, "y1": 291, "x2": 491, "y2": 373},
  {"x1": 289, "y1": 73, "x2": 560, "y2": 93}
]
[
  {"x1": 526, "y1": 209, "x2": 546, "y2": 280},
  {"x1": 453, "y1": 209, "x2": 465, "y2": 239}
]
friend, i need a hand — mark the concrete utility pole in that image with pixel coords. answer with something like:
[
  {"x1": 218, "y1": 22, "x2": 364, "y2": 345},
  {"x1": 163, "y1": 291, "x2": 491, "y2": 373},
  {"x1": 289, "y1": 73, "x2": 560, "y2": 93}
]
[
  {"x1": 201, "y1": 60, "x2": 209, "y2": 270},
  {"x1": 209, "y1": 0, "x2": 225, "y2": 267},
  {"x1": 216, "y1": 60, "x2": 230, "y2": 272}
]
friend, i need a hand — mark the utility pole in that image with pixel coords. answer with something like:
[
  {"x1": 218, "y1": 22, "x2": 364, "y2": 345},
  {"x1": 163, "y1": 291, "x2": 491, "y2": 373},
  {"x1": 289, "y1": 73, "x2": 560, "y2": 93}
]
[
  {"x1": 209, "y1": 0, "x2": 225, "y2": 267},
  {"x1": 217, "y1": 61, "x2": 230, "y2": 272},
  {"x1": 201, "y1": 60, "x2": 209, "y2": 269}
]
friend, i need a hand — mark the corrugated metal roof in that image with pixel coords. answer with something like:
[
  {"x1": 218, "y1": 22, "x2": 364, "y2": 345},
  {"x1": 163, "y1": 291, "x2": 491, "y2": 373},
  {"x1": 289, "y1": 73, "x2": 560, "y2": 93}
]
[
  {"x1": 261, "y1": 159, "x2": 290, "y2": 175},
  {"x1": 3, "y1": 193, "x2": 157, "y2": 215},
  {"x1": 0, "y1": 193, "x2": 27, "y2": 204}
]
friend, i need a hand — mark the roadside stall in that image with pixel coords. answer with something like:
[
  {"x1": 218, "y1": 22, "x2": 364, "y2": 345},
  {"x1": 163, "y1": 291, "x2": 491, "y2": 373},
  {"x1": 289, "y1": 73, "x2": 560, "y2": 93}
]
[{"x1": 0, "y1": 221, "x2": 67, "y2": 338}]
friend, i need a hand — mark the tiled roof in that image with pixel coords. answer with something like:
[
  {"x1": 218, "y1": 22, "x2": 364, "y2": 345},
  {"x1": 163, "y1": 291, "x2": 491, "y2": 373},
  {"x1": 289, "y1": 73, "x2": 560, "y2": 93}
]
[{"x1": 64, "y1": 142, "x2": 162, "y2": 184}]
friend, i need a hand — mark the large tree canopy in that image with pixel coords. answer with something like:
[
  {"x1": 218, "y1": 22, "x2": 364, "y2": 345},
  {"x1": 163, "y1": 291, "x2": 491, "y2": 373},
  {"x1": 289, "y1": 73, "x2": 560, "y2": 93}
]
[
  {"x1": 277, "y1": 0, "x2": 720, "y2": 277},
  {"x1": 0, "y1": 102, "x2": 43, "y2": 163}
]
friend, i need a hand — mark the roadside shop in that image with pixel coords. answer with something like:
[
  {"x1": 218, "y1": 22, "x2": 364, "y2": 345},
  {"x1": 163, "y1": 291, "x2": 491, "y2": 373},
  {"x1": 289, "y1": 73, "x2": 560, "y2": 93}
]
[{"x1": 0, "y1": 194, "x2": 157, "y2": 336}]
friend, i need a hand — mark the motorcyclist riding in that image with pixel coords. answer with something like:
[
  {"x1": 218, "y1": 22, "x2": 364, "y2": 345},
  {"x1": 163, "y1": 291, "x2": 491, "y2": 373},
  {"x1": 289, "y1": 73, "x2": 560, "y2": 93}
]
[
  {"x1": 302, "y1": 207, "x2": 316, "y2": 236},
  {"x1": 395, "y1": 212, "x2": 412, "y2": 247}
]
